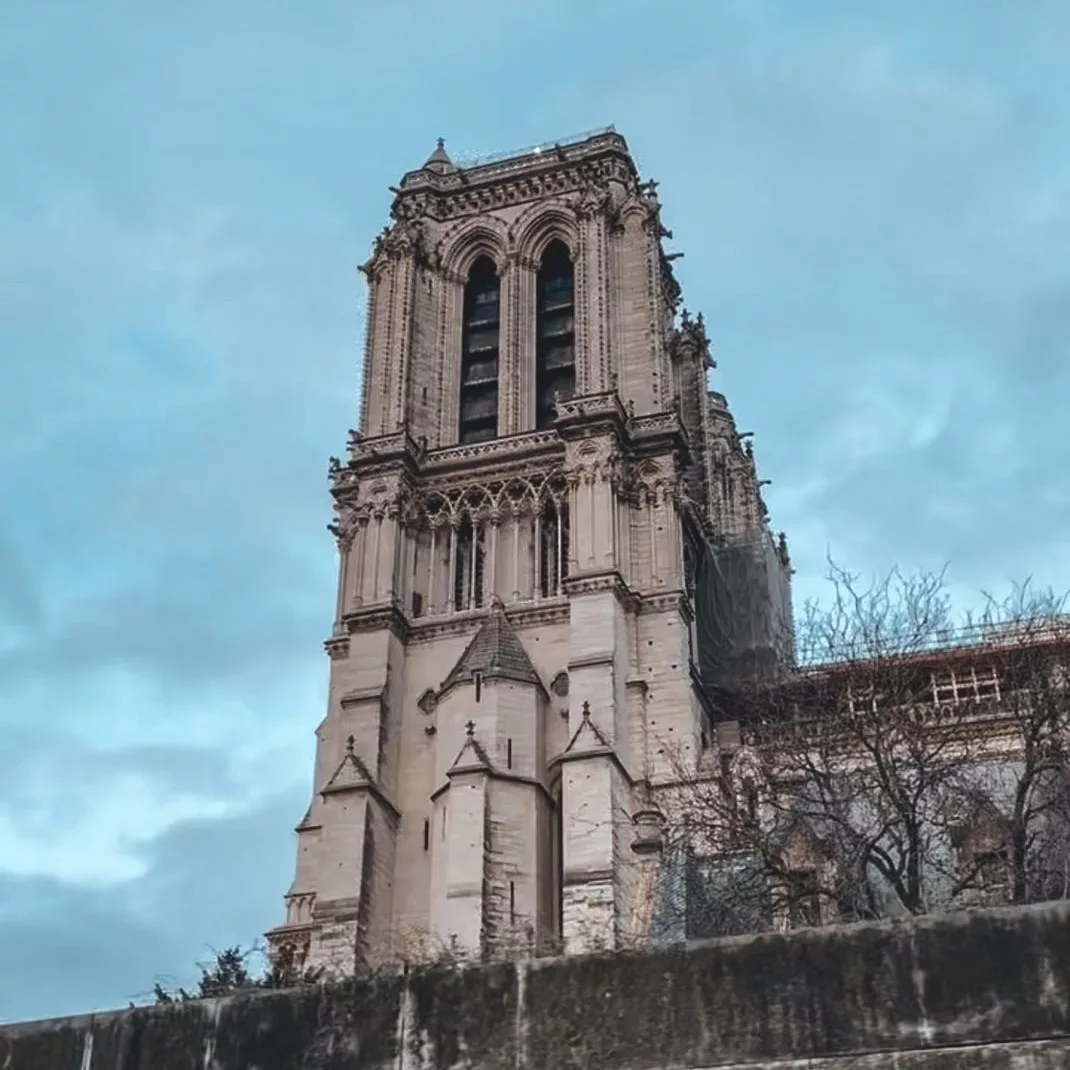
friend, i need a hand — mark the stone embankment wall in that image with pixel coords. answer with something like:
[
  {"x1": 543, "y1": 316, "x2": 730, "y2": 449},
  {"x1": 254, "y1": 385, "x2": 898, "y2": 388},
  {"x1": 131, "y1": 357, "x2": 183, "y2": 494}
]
[{"x1": 3, "y1": 902, "x2": 1070, "y2": 1069}]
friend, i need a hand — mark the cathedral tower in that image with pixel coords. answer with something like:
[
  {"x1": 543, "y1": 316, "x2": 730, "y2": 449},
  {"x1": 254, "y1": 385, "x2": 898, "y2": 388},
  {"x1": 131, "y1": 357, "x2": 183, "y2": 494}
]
[{"x1": 267, "y1": 129, "x2": 790, "y2": 972}]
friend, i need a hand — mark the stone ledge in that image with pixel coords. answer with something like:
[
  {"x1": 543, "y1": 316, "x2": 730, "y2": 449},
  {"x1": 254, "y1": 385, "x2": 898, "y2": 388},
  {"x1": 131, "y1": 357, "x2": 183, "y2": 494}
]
[{"x1": 4, "y1": 902, "x2": 1070, "y2": 1069}]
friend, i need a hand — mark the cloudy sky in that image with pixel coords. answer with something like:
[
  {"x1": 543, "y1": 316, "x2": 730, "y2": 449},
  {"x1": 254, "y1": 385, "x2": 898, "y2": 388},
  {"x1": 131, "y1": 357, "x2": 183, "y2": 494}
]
[{"x1": 2, "y1": 0, "x2": 1068, "y2": 1022}]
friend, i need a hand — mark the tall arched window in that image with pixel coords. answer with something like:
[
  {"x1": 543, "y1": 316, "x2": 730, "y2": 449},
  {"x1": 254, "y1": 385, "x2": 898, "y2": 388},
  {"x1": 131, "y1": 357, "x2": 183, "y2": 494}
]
[
  {"x1": 459, "y1": 257, "x2": 500, "y2": 444},
  {"x1": 535, "y1": 241, "x2": 575, "y2": 430}
]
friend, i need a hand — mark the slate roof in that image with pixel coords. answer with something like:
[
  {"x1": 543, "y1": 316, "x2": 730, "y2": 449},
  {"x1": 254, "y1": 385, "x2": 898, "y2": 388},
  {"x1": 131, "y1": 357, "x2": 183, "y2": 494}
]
[
  {"x1": 422, "y1": 137, "x2": 456, "y2": 173},
  {"x1": 439, "y1": 605, "x2": 543, "y2": 694}
]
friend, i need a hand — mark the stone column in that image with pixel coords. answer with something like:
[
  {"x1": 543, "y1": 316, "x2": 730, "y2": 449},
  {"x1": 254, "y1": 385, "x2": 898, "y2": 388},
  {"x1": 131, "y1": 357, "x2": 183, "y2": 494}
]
[
  {"x1": 499, "y1": 256, "x2": 520, "y2": 435},
  {"x1": 438, "y1": 273, "x2": 465, "y2": 446},
  {"x1": 576, "y1": 198, "x2": 611, "y2": 394},
  {"x1": 334, "y1": 532, "x2": 353, "y2": 627},
  {"x1": 515, "y1": 260, "x2": 537, "y2": 432}
]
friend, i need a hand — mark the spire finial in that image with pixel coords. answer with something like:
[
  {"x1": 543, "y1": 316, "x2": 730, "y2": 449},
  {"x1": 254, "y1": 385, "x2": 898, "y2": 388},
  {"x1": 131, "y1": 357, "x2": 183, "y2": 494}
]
[
  {"x1": 424, "y1": 137, "x2": 455, "y2": 171},
  {"x1": 581, "y1": 701, "x2": 591, "y2": 720},
  {"x1": 465, "y1": 720, "x2": 476, "y2": 737},
  {"x1": 345, "y1": 735, "x2": 355, "y2": 756}
]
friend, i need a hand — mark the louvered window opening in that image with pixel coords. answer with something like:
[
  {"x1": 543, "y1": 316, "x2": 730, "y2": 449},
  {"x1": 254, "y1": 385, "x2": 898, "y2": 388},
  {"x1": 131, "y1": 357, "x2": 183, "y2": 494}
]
[
  {"x1": 460, "y1": 257, "x2": 500, "y2": 444},
  {"x1": 536, "y1": 241, "x2": 575, "y2": 430}
]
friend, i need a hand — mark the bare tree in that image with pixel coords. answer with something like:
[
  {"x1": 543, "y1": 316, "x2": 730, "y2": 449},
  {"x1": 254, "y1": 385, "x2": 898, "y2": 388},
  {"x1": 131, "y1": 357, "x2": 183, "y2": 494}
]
[
  {"x1": 953, "y1": 582, "x2": 1070, "y2": 905},
  {"x1": 668, "y1": 561, "x2": 1070, "y2": 939}
]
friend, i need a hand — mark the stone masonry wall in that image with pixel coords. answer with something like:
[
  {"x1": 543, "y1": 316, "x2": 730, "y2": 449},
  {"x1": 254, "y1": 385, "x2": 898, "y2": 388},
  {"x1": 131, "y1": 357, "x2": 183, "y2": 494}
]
[{"x1": 4, "y1": 902, "x2": 1070, "y2": 1069}]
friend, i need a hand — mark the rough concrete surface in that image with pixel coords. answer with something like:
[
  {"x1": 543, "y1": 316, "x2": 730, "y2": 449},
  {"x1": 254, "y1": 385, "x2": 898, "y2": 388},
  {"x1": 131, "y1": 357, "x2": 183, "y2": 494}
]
[{"x1": 3, "y1": 902, "x2": 1069, "y2": 1069}]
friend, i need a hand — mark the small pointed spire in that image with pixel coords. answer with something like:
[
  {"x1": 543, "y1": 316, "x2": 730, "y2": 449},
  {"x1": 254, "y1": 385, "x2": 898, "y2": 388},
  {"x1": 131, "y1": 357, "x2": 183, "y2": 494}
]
[
  {"x1": 345, "y1": 735, "x2": 355, "y2": 756},
  {"x1": 423, "y1": 137, "x2": 455, "y2": 173},
  {"x1": 465, "y1": 720, "x2": 476, "y2": 737},
  {"x1": 581, "y1": 701, "x2": 591, "y2": 720}
]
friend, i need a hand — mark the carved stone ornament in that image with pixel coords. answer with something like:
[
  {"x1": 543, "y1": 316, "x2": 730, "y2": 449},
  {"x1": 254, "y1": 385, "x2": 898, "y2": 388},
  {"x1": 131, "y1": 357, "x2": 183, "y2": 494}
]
[
  {"x1": 631, "y1": 806, "x2": 666, "y2": 855},
  {"x1": 324, "y1": 635, "x2": 350, "y2": 660},
  {"x1": 417, "y1": 688, "x2": 438, "y2": 715},
  {"x1": 550, "y1": 671, "x2": 569, "y2": 698}
]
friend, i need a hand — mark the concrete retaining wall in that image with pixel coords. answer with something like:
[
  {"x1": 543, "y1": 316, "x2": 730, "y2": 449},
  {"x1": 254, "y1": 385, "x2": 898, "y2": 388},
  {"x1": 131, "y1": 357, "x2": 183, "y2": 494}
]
[{"x1": 3, "y1": 902, "x2": 1070, "y2": 1069}]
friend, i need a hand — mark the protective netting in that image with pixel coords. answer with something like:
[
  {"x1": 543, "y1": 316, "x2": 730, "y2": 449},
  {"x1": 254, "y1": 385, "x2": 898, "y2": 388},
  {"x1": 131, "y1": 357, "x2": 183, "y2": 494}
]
[{"x1": 693, "y1": 528, "x2": 795, "y2": 693}]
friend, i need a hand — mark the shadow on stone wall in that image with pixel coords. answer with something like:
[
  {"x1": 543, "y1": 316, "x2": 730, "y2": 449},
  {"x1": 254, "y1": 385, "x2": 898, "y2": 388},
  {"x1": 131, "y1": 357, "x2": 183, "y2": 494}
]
[{"x1": 3, "y1": 902, "x2": 1070, "y2": 1069}]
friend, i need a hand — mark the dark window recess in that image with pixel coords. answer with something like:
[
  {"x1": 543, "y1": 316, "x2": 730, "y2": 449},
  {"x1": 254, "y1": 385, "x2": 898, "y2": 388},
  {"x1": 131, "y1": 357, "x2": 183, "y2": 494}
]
[
  {"x1": 975, "y1": 849, "x2": 1008, "y2": 889},
  {"x1": 460, "y1": 257, "x2": 500, "y2": 444},
  {"x1": 506, "y1": 738, "x2": 513, "y2": 768},
  {"x1": 423, "y1": 818, "x2": 430, "y2": 851},
  {"x1": 474, "y1": 671, "x2": 483, "y2": 703},
  {"x1": 411, "y1": 591, "x2": 424, "y2": 618},
  {"x1": 744, "y1": 782, "x2": 759, "y2": 823},
  {"x1": 509, "y1": 880, "x2": 516, "y2": 923},
  {"x1": 453, "y1": 519, "x2": 486, "y2": 612},
  {"x1": 538, "y1": 499, "x2": 570, "y2": 597},
  {"x1": 787, "y1": 869, "x2": 821, "y2": 928},
  {"x1": 536, "y1": 241, "x2": 575, "y2": 430}
]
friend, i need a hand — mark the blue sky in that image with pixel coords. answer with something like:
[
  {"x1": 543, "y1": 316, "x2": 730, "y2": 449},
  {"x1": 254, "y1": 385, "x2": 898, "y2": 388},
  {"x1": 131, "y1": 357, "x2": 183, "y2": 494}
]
[{"x1": 2, "y1": 0, "x2": 1068, "y2": 1021}]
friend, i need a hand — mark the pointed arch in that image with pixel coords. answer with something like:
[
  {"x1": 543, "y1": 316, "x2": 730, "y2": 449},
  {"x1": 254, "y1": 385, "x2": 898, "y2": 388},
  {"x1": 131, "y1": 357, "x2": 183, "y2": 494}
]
[
  {"x1": 511, "y1": 203, "x2": 579, "y2": 267},
  {"x1": 438, "y1": 217, "x2": 509, "y2": 280}
]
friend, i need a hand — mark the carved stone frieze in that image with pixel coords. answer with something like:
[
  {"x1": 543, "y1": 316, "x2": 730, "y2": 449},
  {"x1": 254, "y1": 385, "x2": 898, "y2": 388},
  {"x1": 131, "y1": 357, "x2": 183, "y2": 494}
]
[
  {"x1": 390, "y1": 133, "x2": 637, "y2": 224},
  {"x1": 345, "y1": 428, "x2": 425, "y2": 470},
  {"x1": 425, "y1": 429, "x2": 561, "y2": 472},
  {"x1": 554, "y1": 390, "x2": 630, "y2": 438},
  {"x1": 564, "y1": 435, "x2": 622, "y2": 485},
  {"x1": 573, "y1": 178, "x2": 613, "y2": 222},
  {"x1": 407, "y1": 467, "x2": 570, "y2": 528},
  {"x1": 561, "y1": 570, "x2": 639, "y2": 612},
  {"x1": 324, "y1": 635, "x2": 350, "y2": 660},
  {"x1": 405, "y1": 599, "x2": 571, "y2": 644},
  {"x1": 342, "y1": 603, "x2": 411, "y2": 641},
  {"x1": 637, "y1": 589, "x2": 691, "y2": 619}
]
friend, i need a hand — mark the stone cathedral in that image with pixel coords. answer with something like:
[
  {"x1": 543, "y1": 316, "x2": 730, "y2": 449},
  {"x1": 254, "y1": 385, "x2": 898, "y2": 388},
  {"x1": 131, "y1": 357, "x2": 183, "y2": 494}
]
[{"x1": 266, "y1": 128, "x2": 793, "y2": 974}]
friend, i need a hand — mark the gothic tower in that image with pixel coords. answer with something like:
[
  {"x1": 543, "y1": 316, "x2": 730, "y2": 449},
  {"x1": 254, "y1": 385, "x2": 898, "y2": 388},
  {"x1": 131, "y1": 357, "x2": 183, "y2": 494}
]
[{"x1": 266, "y1": 129, "x2": 791, "y2": 973}]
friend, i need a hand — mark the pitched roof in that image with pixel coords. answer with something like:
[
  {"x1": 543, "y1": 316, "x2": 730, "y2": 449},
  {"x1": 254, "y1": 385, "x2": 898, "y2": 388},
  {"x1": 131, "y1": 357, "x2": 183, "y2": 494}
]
[
  {"x1": 447, "y1": 722, "x2": 493, "y2": 777},
  {"x1": 321, "y1": 736, "x2": 375, "y2": 796},
  {"x1": 440, "y1": 605, "x2": 543, "y2": 695},
  {"x1": 563, "y1": 700, "x2": 613, "y2": 755},
  {"x1": 422, "y1": 137, "x2": 456, "y2": 173}
]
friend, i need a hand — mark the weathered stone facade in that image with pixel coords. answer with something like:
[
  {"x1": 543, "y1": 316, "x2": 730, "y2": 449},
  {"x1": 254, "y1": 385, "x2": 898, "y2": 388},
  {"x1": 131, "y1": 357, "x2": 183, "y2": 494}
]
[
  {"x1": 6, "y1": 903, "x2": 1070, "y2": 1068},
  {"x1": 266, "y1": 129, "x2": 792, "y2": 972}
]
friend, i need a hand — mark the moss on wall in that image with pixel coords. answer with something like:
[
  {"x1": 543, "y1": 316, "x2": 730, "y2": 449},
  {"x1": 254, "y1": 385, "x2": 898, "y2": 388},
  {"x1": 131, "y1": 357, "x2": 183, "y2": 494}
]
[{"x1": 3, "y1": 903, "x2": 1070, "y2": 1069}]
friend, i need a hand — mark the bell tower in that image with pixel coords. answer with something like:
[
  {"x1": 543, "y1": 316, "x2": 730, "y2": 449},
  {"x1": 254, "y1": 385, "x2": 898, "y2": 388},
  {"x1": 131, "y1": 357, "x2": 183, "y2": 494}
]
[{"x1": 266, "y1": 128, "x2": 790, "y2": 972}]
